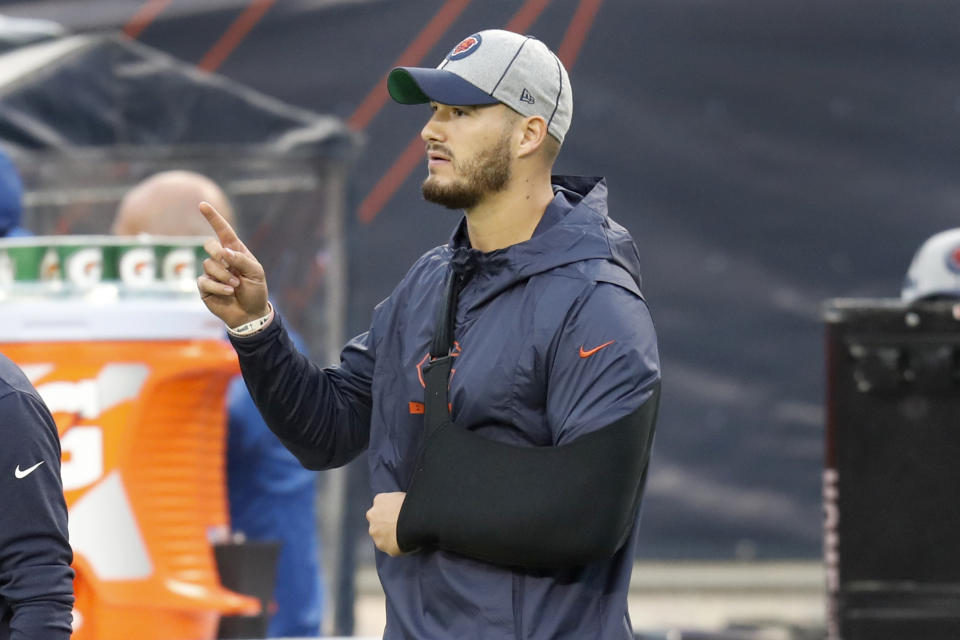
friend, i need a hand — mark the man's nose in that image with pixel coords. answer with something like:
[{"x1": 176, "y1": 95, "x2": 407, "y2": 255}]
[{"x1": 421, "y1": 115, "x2": 444, "y2": 143}]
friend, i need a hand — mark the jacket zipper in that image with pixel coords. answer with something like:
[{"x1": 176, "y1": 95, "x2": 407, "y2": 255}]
[{"x1": 513, "y1": 572, "x2": 525, "y2": 639}]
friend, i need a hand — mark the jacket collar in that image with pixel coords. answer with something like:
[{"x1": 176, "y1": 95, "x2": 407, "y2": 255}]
[{"x1": 438, "y1": 175, "x2": 642, "y2": 308}]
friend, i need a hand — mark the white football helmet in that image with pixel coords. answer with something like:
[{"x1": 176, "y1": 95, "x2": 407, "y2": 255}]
[{"x1": 901, "y1": 228, "x2": 960, "y2": 303}]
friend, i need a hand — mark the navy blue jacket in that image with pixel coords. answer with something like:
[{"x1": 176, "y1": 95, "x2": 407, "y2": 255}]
[
  {"x1": 231, "y1": 176, "x2": 660, "y2": 639},
  {"x1": 0, "y1": 354, "x2": 74, "y2": 640}
]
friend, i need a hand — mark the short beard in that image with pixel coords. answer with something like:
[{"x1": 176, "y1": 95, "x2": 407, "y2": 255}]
[{"x1": 422, "y1": 133, "x2": 512, "y2": 210}]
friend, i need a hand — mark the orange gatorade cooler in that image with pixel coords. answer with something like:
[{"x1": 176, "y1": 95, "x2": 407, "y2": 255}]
[{"x1": 0, "y1": 236, "x2": 259, "y2": 640}]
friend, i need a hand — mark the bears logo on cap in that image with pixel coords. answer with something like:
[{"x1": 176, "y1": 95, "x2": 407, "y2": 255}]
[
  {"x1": 946, "y1": 246, "x2": 960, "y2": 274},
  {"x1": 448, "y1": 33, "x2": 481, "y2": 61}
]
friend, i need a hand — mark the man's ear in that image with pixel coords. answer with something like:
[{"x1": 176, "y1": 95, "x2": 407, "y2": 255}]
[{"x1": 516, "y1": 115, "x2": 548, "y2": 160}]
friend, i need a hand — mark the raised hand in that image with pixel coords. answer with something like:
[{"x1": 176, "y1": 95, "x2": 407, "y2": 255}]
[{"x1": 196, "y1": 201, "x2": 270, "y2": 329}]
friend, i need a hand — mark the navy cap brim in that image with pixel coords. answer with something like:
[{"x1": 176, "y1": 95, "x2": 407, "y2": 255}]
[{"x1": 387, "y1": 67, "x2": 498, "y2": 106}]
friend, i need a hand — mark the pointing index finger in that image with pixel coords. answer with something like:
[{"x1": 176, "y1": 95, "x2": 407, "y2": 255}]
[{"x1": 198, "y1": 201, "x2": 244, "y2": 250}]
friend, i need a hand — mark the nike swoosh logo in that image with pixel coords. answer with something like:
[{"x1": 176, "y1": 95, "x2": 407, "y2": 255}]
[
  {"x1": 579, "y1": 340, "x2": 615, "y2": 358},
  {"x1": 14, "y1": 461, "x2": 45, "y2": 479}
]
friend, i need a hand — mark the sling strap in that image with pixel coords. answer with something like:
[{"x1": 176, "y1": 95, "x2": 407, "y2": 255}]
[{"x1": 421, "y1": 268, "x2": 464, "y2": 440}]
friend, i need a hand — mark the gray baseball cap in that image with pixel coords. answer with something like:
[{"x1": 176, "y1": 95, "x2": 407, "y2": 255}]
[{"x1": 388, "y1": 29, "x2": 573, "y2": 144}]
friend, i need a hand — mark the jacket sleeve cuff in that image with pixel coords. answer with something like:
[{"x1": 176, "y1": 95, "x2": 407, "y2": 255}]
[{"x1": 228, "y1": 308, "x2": 285, "y2": 355}]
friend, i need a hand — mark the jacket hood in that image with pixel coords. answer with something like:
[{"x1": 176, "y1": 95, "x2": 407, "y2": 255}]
[
  {"x1": 447, "y1": 175, "x2": 643, "y2": 306},
  {"x1": 0, "y1": 150, "x2": 25, "y2": 237}
]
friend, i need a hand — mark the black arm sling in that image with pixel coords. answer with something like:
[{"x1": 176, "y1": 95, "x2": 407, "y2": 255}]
[{"x1": 397, "y1": 267, "x2": 660, "y2": 569}]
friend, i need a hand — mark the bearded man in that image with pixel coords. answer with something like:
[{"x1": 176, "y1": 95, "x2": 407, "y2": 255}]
[{"x1": 196, "y1": 29, "x2": 661, "y2": 640}]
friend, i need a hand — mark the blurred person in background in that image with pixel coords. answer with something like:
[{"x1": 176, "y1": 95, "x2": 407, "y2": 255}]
[
  {"x1": 0, "y1": 353, "x2": 75, "y2": 639},
  {"x1": 0, "y1": 148, "x2": 31, "y2": 237},
  {"x1": 901, "y1": 228, "x2": 960, "y2": 304},
  {"x1": 113, "y1": 170, "x2": 323, "y2": 637},
  {"x1": 196, "y1": 29, "x2": 660, "y2": 639}
]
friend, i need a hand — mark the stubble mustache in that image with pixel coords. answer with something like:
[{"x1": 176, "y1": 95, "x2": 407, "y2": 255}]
[{"x1": 426, "y1": 144, "x2": 455, "y2": 163}]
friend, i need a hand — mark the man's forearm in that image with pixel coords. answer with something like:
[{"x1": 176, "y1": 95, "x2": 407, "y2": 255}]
[{"x1": 230, "y1": 314, "x2": 371, "y2": 470}]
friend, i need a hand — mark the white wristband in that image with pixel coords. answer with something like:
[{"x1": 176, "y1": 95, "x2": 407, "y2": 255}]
[{"x1": 227, "y1": 302, "x2": 275, "y2": 337}]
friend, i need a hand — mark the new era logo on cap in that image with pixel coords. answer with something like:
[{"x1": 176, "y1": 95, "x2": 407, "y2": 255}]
[{"x1": 387, "y1": 29, "x2": 573, "y2": 143}]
